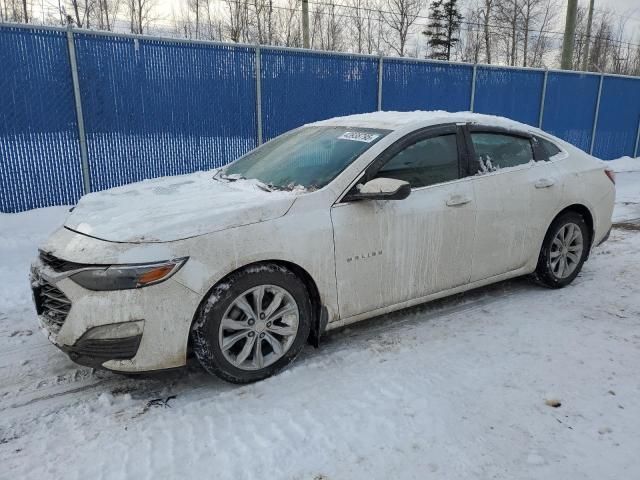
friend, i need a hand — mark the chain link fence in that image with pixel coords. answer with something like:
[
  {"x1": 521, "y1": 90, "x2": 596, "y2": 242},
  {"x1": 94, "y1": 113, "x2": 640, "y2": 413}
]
[{"x1": 1, "y1": 23, "x2": 640, "y2": 212}]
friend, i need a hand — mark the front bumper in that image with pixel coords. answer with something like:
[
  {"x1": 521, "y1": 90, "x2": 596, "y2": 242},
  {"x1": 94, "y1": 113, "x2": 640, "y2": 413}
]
[{"x1": 30, "y1": 254, "x2": 201, "y2": 372}]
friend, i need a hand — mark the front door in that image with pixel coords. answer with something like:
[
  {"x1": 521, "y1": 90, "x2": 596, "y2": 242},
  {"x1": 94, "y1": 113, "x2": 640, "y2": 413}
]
[{"x1": 330, "y1": 126, "x2": 477, "y2": 320}]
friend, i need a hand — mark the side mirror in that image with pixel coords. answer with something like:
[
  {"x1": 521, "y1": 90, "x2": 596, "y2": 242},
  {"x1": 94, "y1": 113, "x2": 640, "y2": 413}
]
[{"x1": 344, "y1": 178, "x2": 411, "y2": 202}]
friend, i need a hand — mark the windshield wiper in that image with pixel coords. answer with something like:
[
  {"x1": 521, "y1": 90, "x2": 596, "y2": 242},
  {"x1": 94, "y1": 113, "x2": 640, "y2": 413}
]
[
  {"x1": 254, "y1": 181, "x2": 274, "y2": 192},
  {"x1": 213, "y1": 170, "x2": 245, "y2": 182},
  {"x1": 213, "y1": 171, "x2": 299, "y2": 193},
  {"x1": 213, "y1": 171, "x2": 276, "y2": 192}
]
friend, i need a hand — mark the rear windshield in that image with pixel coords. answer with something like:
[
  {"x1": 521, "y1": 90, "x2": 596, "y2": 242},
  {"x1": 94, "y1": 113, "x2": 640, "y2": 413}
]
[{"x1": 223, "y1": 126, "x2": 389, "y2": 190}]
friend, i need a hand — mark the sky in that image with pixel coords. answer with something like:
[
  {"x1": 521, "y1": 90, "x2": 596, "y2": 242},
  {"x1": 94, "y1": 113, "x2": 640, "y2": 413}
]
[
  {"x1": 28, "y1": 0, "x2": 640, "y2": 44},
  {"x1": 153, "y1": 0, "x2": 640, "y2": 41},
  {"x1": 587, "y1": 0, "x2": 640, "y2": 38},
  {"x1": 601, "y1": 0, "x2": 639, "y2": 14}
]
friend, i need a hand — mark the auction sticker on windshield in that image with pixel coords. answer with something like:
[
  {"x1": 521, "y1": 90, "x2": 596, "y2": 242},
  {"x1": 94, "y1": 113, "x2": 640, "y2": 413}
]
[{"x1": 338, "y1": 131, "x2": 381, "y2": 143}]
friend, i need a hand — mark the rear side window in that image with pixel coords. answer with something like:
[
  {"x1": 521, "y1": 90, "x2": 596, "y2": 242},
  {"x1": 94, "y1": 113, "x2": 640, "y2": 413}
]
[
  {"x1": 471, "y1": 133, "x2": 534, "y2": 171},
  {"x1": 538, "y1": 137, "x2": 562, "y2": 158},
  {"x1": 375, "y1": 134, "x2": 459, "y2": 188}
]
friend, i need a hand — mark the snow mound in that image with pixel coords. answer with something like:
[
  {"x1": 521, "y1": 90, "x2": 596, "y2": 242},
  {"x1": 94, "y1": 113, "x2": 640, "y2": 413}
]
[
  {"x1": 312, "y1": 110, "x2": 545, "y2": 134},
  {"x1": 605, "y1": 156, "x2": 640, "y2": 173}
]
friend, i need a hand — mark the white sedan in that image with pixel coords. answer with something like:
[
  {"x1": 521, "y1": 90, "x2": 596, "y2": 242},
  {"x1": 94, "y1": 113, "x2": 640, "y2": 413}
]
[{"x1": 31, "y1": 111, "x2": 615, "y2": 383}]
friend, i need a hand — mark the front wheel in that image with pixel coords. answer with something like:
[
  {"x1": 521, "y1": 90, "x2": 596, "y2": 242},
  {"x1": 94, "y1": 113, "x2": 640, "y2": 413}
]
[
  {"x1": 535, "y1": 211, "x2": 589, "y2": 288},
  {"x1": 191, "y1": 263, "x2": 311, "y2": 384}
]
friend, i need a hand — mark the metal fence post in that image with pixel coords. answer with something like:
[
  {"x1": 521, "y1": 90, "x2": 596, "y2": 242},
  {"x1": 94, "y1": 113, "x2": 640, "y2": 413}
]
[
  {"x1": 538, "y1": 69, "x2": 548, "y2": 129},
  {"x1": 634, "y1": 117, "x2": 640, "y2": 158},
  {"x1": 66, "y1": 26, "x2": 90, "y2": 194},
  {"x1": 255, "y1": 44, "x2": 263, "y2": 146},
  {"x1": 590, "y1": 73, "x2": 603, "y2": 155},
  {"x1": 470, "y1": 64, "x2": 477, "y2": 112},
  {"x1": 377, "y1": 56, "x2": 383, "y2": 111}
]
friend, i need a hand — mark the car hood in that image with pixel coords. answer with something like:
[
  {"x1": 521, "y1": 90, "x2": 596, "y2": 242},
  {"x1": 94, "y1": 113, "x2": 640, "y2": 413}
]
[{"x1": 64, "y1": 170, "x2": 298, "y2": 243}]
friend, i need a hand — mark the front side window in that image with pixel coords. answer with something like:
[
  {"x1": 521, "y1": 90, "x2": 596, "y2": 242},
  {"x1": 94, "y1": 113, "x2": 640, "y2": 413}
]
[
  {"x1": 471, "y1": 132, "x2": 534, "y2": 172},
  {"x1": 223, "y1": 126, "x2": 388, "y2": 190},
  {"x1": 375, "y1": 134, "x2": 459, "y2": 188}
]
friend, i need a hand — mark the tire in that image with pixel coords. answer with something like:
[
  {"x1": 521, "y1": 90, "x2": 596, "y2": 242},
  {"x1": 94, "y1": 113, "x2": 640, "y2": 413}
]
[
  {"x1": 535, "y1": 211, "x2": 590, "y2": 288},
  {"x1": 191, "y1": 263, "x2": 312, "y2": 384}
]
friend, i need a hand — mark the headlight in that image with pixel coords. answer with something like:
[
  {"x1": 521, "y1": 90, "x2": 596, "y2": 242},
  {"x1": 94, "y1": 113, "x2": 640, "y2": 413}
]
[{"x1": 70, "y1": 258, "x2": 187, "y2": 291}]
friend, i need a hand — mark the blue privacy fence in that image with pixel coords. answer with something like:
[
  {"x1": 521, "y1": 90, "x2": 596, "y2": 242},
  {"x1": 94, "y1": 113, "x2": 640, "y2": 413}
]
[{"x1": 1, "y1": 23, "x2": 640, "y2": 212}]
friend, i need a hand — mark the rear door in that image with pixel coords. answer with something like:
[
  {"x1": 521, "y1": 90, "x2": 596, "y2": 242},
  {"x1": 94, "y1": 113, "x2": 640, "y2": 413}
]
[
  {"x1": 330, "y1": 124, "x2": 477, "y2": 319},
  {"x1": 464, "y1": 126, "x2": 563, "y2": 282}
]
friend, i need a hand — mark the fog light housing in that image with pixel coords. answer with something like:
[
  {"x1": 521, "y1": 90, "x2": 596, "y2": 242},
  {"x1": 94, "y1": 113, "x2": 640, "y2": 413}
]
[{"x1": 84, "y1": 320, "x2": 144, "y2": 340}]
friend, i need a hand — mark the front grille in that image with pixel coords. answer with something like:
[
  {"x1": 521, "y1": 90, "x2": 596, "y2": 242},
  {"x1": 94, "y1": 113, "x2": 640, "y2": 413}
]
[
  {"x1": 39, "y1": 251, "x2": 85, "y2": 272},
  {"x1": 33, "y1": 281, "x2": 72, "y2": 334}
]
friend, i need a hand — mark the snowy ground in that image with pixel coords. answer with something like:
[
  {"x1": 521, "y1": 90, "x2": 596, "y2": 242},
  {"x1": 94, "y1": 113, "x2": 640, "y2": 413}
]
[
  {"x1": 1, "y1": 160, "x2": 639, "y2": 479},
  {"x1": 609, "y1": 157, "x2": 640, "y2": 223}
]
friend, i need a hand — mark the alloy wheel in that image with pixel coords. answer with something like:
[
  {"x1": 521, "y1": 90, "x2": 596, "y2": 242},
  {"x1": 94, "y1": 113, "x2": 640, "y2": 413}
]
[
  {"x1": 218, "y1": 285, "x2": 300, "y2": 371},
  {"x1": 549, "y1": 222, "x2": 584, "y2": 279}
]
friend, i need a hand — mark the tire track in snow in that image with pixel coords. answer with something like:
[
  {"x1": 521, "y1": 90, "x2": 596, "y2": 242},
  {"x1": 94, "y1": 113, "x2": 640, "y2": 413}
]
[{"x1": 2, "y1": 275, "x2": 536, "y2": 432}]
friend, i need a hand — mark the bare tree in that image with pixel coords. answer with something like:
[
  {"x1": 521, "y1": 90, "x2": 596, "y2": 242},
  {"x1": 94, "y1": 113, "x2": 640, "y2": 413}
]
[
  {"x1": 459, "y1": 5, "x2": 483, "y2": 63},
  {"x1": 494, "y1": 0, "x2": 521, "y2": 66},
  {"x1": 189, "y1": 0, "x2": 202, "y2": 38},
  {"x1": 222, "y1": 0, "x2": 250, "y2": 42},
  {"x1": 527, "y1": 0, "x2": 557, "y2": 67},
  {"x1": 171, "y1": 0, "x2": 193, "y2": 38},
  {"x1": 571, "y1": 6, "x2": 588, "y2": 69},
  {"x1": 346, "y1": 0, "x2": 367, "y2": 53},
  {"x1": 252, "y1": 0, "x2": 275, "y2": 44},
  {"x1": 381, "y1": 0, "x2": 423, "y2": 56},
  {"x1": 519, "y1": 0, "x2": 552, "y2": 67},
  {"x1": 273, "y1": 0, "x2": 301, "y2": 46},
  {"x1": 609, "y1": 14, "x2": 631, "y2": 74},
  {"x1": 127, "y1": 0, "x2": 157, "y2": 34},
  {"x1": 588, "y1": 12, "x2": 614, "y2": 72},
  {"x1": 479, "y1": 0, "x2": 494, "y2": 63},
  {"x1": 570, "y1": 7, "x2": 636, "y2": 74},
  {"x1": 365, "y1": 2, "x2": 385, "y2": 54},
  {"x1": 202, "y1": 0, "x2": 224, "y2": 40},
  {"x1": 172, "y1": 0, "x2": 224, "y2": 40},
  {"x1": 482, "y1": 0, "x2": 558, "y2": 67},
  {"x1": 95, "y1": 0, "x2": 119, "y2": 30},
  {"x1": 309, "y1": 3, "x2": 344, "y2": 50},
  {"x1": 630, "y1": 45, "x2": 640, "y2": 77},
  {"x1": 68, "y1": 0, "x2": 95, "y2": 27},
  {"x1": 0, "y1": 0, "x2": 19, "y2": 22},
  {"x1": 3, "y1": 0, "x2": 637, "y2": 75},
  {"x1": 2, "y1": 0, "x2": 33, "y2": 22}
]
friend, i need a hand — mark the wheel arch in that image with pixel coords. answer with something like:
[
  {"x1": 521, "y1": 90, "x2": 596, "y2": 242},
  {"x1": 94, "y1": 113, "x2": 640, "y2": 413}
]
[
  {"x1": 187, "y1": 259, "x2": 327, "y2": 354},
  {"x1": 542, "y1": 203, "x2": 595, "y2": 257}
]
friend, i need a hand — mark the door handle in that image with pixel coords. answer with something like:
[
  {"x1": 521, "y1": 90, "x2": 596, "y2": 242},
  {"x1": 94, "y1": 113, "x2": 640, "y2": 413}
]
[
  {"x1": 446, "y1": 195, "x2": 472, "y2": 207},
  {"x1": 535, "y1": 178, "x2": 555, "y2": 188}
]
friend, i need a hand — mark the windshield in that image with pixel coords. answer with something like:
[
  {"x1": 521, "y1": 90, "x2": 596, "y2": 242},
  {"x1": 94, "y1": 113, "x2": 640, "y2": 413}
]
[{"x1": 221, "y1": 126, "x2": 389, "y2": 190}]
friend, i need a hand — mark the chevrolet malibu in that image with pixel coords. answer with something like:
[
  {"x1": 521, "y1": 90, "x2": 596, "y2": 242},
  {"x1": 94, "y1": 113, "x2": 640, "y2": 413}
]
[{"x1": 31, "y1": 111, "x2": 615, "y2": 383}]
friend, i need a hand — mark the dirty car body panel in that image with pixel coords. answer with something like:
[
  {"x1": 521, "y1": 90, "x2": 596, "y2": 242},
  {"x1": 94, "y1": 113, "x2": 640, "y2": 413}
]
[{"x1": 31, "y1": 111, "x2": 615, "y2": 373}]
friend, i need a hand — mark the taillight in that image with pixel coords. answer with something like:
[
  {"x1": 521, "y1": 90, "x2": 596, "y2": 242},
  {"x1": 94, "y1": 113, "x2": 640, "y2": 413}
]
[{"x1": 604, "y1": 168, "x2": 616, "y2": 184}]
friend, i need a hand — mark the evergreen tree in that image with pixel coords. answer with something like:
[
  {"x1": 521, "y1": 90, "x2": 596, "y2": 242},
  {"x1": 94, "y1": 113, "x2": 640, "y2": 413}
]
[{"x1": 423, "y1": 0, "x2": 462, "y2": 60}]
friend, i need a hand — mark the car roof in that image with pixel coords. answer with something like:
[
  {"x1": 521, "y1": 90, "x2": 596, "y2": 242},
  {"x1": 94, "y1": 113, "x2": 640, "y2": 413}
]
[{"x1": 309, "y1": 110, "x2": 538, "y2": 133}]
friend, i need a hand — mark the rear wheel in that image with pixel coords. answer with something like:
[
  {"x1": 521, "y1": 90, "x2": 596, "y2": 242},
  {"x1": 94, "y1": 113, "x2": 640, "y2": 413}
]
[
  {"x1": 535, "y1": 211, "x2": 589, "y2": 288},
  {"x1": 191, "y1": 263, "x2": 311, "y2": 384}
]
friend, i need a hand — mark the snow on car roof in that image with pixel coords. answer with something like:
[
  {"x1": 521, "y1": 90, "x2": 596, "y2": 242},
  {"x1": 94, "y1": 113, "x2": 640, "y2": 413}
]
[{"x1": 310, "y1": 110, "x2": 539, "y2": 133}]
